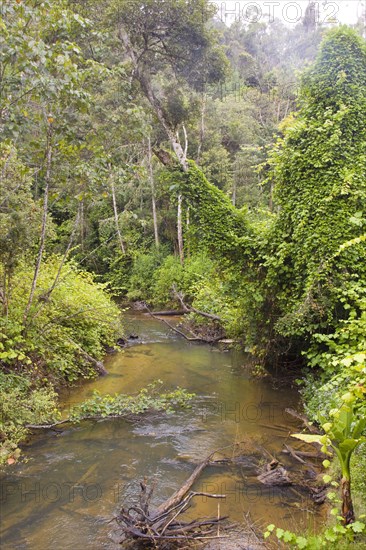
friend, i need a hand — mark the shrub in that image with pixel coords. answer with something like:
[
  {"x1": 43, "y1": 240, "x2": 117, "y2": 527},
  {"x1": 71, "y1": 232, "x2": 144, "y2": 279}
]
[
  {"x1": 0, "y1": 372, "x2": 59, "y2": 465},
  {"x1": 0, "y1": 256, "x2": 122, "y2": 383}
]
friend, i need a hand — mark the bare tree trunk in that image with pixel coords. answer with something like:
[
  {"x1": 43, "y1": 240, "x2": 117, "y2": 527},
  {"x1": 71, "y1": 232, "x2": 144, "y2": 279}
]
[
  {"x1": 176, "y1": 125, "x2": 189, "y2": 264},
  {"x1": 109, "y1": 164, "x2": 125, "y2": 254},
  {"x1": 118, "y1": 27, "x2": 189, "y2": 264},
  {"x1": 47, "y1": 211, "x2": 80, "y2": 296},
  {"x1": 147, "y1": 137, "x2": 159, "y2": 248},
  {"x1": 276, "y1": 99, "x2": 281, "y2": 123},
  {"x1": 80, "y1": 199, "x2": 85, "y2": 253},
  {"x1": 1, "y1": 273, "x2": 8, "y2": 317},
  {"x1": 23, "y1": 124, "x2": 52, "y2": 324},
  {"x1": 186, "y1": 206, "x2": 190, "y2": 259},
  {"x1": 177, "y1": 194, "x2": 184, "y2": 265},
  {"x1": 29, "y1": 212, "x2": 81, "y2": 320},
  {"x1": 197, "y1": 91, "x2": 206, "y2": 162},
  {"x1": 182, "y1": 124, "x2": 188, "y2": 160},
  {"x1": 232, "y1": 179, "x2": 237, "y2": 206},
  {"x1": 269, "y1": 180, "x2": 274, "y2": 212},
  {"x1": 117, "y1": 27, "x2": 188, "y2": 173}
]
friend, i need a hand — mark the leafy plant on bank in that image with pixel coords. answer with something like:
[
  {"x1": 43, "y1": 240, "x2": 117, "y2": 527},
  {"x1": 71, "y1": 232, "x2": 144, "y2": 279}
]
[
  {"x1": 0, "y1": 257, "x2": 122, "y2": 383},
  {"x1": 293, "y1": 396, "x2": 366, "y2": 524},
  {"x1": 0, "y1": 372, "x2": 60, "y2": 465},
  {"x1": 264, "y1": 518, "x2": 366, "y2": 549}
]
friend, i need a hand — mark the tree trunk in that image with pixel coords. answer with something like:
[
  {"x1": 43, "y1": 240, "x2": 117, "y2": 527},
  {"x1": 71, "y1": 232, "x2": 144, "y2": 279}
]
[
  {"x1": 147, "y1": 137, "x2": 159, "y2": 248},
  {"x1": 197, "y1": 91, "x2": 206, "y2": 162},
  {"x1": 29, "y1": 212, "x2": 81, "y2": 320},
  {"x1": 23, "y1": 124, "x2": 52, "y2": 324},
  {"x1": 232, "y1": 179, "x2": 237, "y2": 206},
  {"x1": 46, "y1": 211, "x2": 80, "y2": 297},
  {"x1": 341, "y1": 476, "x2": 355, "y2": 525},
  {"x1": 80, "y1": 199, "x2": 85, "y2": 252},
  {"x1": 269, "y1": 180, "x2": 274, "y2": 212},
  {"x1": 109, "y1": 165, "x2": 125, "y2": 254},
  {"x1": 117, "y1": 27, "x2": 188, "y2": 172},
  {"x1": 1, "y1": 273, "x2": 8, "y2": 317},
  {"x1": 186, "y1": 206, "x2": 190, "y2": 259},
  {"x1": 176, "y1": 125, "x2": 189, "y2": 264},
  {"x1": 177, "y1": 194, "x2": 184, "y2": 265}
]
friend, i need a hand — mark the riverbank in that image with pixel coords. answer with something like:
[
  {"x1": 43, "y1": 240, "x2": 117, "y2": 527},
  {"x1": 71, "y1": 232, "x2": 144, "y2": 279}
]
[
  {"x1": 0, "y1": 312, "x2": 327, "y2": 548},
  {"x1": 0, "y1": 258, "x2": 123, "y2": 466}
]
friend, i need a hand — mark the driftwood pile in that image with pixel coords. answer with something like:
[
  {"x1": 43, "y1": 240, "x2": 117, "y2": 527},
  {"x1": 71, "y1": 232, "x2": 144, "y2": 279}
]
[
  {"x1": 117, "y1": 453, "x2": 228, "y2": 548},
  {"x1": 257, "y1": 459, "x2": 291, "y2": 486}
]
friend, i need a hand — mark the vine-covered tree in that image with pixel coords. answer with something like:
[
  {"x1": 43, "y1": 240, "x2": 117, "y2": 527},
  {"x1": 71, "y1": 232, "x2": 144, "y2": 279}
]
[{"x1": 265, "y1": 27, "x2": 366, "y2": 344}]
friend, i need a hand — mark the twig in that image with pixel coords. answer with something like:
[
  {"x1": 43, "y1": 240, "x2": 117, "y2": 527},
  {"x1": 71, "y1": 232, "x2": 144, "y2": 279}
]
[
  {"x1": 172, "y1": 286, "x2": 222, "y2": 321},
  {"x1": 283, "y1": 444, "x2": 307, "y2": 464},
  {"x1": 285, "y1": 408, "x2": 319, "y2": 434},
  {"x1": 145, "y1": 305, "x2": 220, "y2": 343}
]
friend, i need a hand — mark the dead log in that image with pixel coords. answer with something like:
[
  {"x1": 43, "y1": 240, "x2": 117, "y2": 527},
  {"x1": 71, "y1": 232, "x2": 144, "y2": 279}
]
[
  {"x1": 153, "y1": 452, "x2": 215, "y2": 518},
  {"x1": 25, "y1": 419, "x2": 71, "y2": 430},
  {"x1": 145, "y1": 306, "x2": 221, "y2": 343},
  {"x1": 172, "y1": 286, "x2": 222, "y2": 322},
  {"x1": 150, "y1": 310, "x2": 187, "y2": 316},
  {"x1": 281, "y1": 448, "x2": 326, "y2": 459}
]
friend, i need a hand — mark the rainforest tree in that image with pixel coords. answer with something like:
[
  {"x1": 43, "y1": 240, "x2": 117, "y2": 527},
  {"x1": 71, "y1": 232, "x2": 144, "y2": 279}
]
[{"x1": 265, "y1": 27, "x2": 366, "y2": 349}]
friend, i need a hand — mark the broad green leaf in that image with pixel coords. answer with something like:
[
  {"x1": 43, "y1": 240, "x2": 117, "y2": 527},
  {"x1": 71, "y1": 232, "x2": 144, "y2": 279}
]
[{"x1": 291, "y1": 433, "x2": 324, "y2": 445}]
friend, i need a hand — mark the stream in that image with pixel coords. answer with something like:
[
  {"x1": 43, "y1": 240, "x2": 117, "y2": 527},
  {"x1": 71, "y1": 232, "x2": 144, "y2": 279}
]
[{"x1": 0, "y1": 312, "x2": 323, "y2": 549}]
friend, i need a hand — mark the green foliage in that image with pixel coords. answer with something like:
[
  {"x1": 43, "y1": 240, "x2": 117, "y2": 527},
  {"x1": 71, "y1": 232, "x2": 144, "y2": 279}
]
[
  {"x1": 0, "y1": 0, "x2": 90, "y2": 149},
  {"x1": 265, "y1": 27, "x2": 366, "y2": 344},
  {"x1": 0, "y1": 257, "x2": 122, "y2": 382},
  {"x1": 152, "y1": 253, "x2": 215, "y2": 306},
  {"x1": 353, "y1": 443, "x2": 366, "y2": 497},
  {"x1": 114, "y1": 0, "x2": 228, "y2": 89},
  {"x1": 0, "y1": 372, "x2": 60, "y2": 465},
  {"x1": 181, "y1": 161, "x2": 254, "y2": 262},
  {"x1": 0, "y1": 143, "x2": 41, "y2": 280},
  {"x1": 264, "y1": 519, "x2": 366, "y2": 549},
  {"x1": 293, "y1": 398, "x2": 366, "y2": 477},
  {"x1": 292, "y1": 393, "x2": 366, "y2": 530},
  {"x1": 69, "y1": 381, "x2": 195, "y2": 421},
  {"x1": 126, "y1": 248, "x2": 170, "y2": 302}
]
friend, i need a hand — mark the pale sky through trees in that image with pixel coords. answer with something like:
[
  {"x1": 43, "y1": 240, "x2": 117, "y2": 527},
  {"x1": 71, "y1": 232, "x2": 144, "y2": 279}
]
[{"x1": 210, "y1": 0, "x2": 365, "y2": 26}]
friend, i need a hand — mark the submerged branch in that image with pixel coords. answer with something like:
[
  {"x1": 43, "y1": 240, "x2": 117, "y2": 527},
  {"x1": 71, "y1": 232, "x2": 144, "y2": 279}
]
[
  {"x1": 145, "y1": 306, "x2": 221, "y2": 343},
  {"x1": 172, "y1": 287, "x2": 222, "y2": 321}
]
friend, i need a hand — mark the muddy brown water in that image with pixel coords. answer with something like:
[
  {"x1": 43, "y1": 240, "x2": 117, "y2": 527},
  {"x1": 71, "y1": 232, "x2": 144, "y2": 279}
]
[{"x1": 0, "y1": 313, "x2": 323, "y2": 549}]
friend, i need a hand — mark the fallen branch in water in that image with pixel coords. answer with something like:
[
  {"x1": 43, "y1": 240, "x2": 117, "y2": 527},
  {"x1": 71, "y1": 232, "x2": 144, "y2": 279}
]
[
  {"x1": 117, "y1": 450, "x2": 229, "y2": 547},
  {"x1": 64, "y1": 336, "x2": 108, "y2": 375},
  {"x1": 283, "y1": 443, "x2": 307, "y2": 464},
  {"x1": 150, "y1": 310, "x2": 187, "y2": 316},
  {"x1": 154, "y1": 452, "x2": 215, "y2": 517},
  {"x1": 281, "y1": 448, "x2": 326, "y2": 459},
  {"x1": 25, "y1": 419, "x2": 71, "y2": 430},
  {"x1": 145, "y1": 305, "x2": 222, "y2": 343},
  {"x1": 172, "y1": 286, "x2": 222, "y2": 322}
]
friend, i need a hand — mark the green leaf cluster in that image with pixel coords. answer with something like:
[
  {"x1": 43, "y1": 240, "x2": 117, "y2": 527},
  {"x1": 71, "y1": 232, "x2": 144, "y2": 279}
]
[{"x1": 69, "y1": 381, "x2": 195, "y2": 421}]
